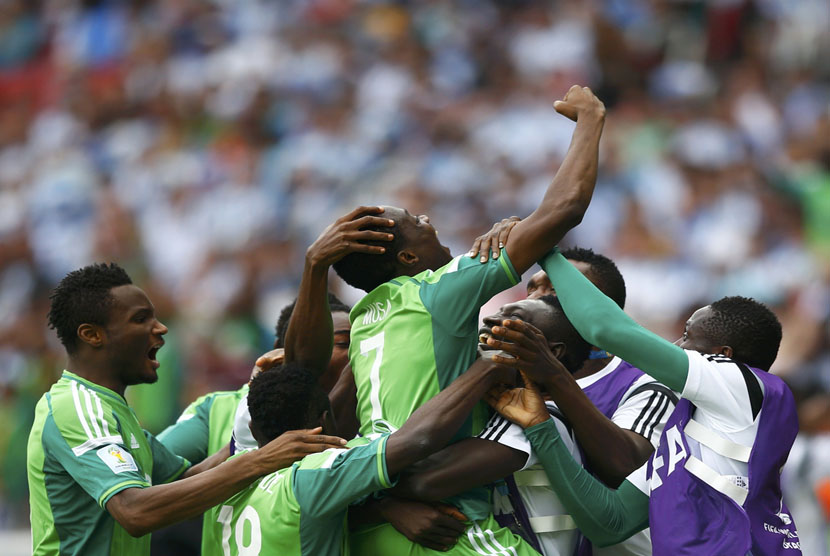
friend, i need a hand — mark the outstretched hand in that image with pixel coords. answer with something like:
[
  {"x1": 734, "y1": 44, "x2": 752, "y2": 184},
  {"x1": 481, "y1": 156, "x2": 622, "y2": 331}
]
[
  {"x1": 468, "y1": 216, "x2": 520, "y2": 263},
  {"x1": 553, "y1": 85, "x2": 606, "y2": 123},
  {"x1": 253, "y1": 426, "x2": 347, "y2": 475},
  {"x1": 307, "y1": 206, "x2": 395, "y2": 268},
  {"x1": 484, "y1": 318, "x2": 571, "y2": 385},
  {"x1": 485, "y1": 371, "x2": 549, "y2": 429}
]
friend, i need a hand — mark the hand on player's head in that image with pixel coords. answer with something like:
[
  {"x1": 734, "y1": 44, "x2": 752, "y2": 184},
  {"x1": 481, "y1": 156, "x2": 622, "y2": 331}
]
[
  {"x1": 250, "y1": 348, "x2": 285, "y2": 382},
  {"x1": 553, "y1": 85, "x2": 606, "y2": 123},
  {"x1": 253, "y1": 426, "x2": 347, "y2": 474},
  {"x1": 468, "y1": 216, "x2": 520, "y2": 263},
  {"x1": 485, "y1": 319, "x2": 570, "y2": 385},
  {"x1": 307, "y1": 205, "x2": 396, "y2": 268}
]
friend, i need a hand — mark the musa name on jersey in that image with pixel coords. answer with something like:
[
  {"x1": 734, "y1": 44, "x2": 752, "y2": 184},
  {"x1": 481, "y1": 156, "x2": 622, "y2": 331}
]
[
  {"x1": 27, "y1": 371, "x2": 189, "y2": 556},
  {"x1": 203, "y1": 435, "x2": 392, "y2": 556}
]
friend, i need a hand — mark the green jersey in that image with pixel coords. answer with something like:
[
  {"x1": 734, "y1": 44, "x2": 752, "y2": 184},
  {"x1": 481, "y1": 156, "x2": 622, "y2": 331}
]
[
  {"x1": 349, "y1": 252, "x2": 519, "y2": 437},
  {"x1": 350, "y1": 513, "x2": 542, "y2": 556},
  {"x1": 349, "y1": 252, "x2": 519, "y2": 520},
  {"x1": 203, "y1": 435, "x2": 392, "y2": 556},
  {"x1": 158, "y1": 385, "x2": 248, "y2": 464},
  {"x1": 27, "y1": 371, "x2": 190, "y2": 556}
]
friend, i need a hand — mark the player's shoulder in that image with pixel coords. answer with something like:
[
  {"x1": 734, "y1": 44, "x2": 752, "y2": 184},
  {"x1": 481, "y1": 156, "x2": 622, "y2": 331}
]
[{"x1": 45, "y1": 374, "x2": 125, "y2": 451}]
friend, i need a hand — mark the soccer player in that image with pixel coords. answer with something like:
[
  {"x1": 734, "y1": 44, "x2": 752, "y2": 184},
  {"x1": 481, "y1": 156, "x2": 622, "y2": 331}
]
[
  {"x1": 351, "y1": 294, "x2": 590, "y2": 556},
  {"x1": 202, "y1": 358, "x2": 540, "y2": 556},
  {"x1": 486, "y1": 250, "x2": 801, "y2": 555},
  {"x1": 229, "y1": 293, "x2": 353, "y2": 453},
  {"x1": 27, "y1": 263, "x2": 347, "y2": 556}
]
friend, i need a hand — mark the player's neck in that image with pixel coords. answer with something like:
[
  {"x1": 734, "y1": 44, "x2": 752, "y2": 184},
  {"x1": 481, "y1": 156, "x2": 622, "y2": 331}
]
[
  {"x1": 66, "y1": 355, "x2": 127, "y2": 398},
  {"x1": 572, "y1": 356, "x2": 613, "y2": 380}
]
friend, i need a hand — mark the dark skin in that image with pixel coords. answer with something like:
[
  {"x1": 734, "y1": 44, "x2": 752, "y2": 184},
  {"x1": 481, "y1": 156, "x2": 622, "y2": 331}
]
[
  {"x1": 67, "y1": 284, "x2": 347, "y2": 537},
  {"x1": 379, "y1": 85, "x2": 605, "y2": 282}
]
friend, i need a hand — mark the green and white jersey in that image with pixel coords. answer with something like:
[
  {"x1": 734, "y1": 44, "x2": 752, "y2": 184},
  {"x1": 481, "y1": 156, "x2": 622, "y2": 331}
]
[
  {"x1": 159, "y1": 384, "x2": 248, "y2": 554},
  {"x1": 159, "y1": 384, "x2": 248, "y2": 464},
  {"x1": 27, "y1": 371, "x2": 190, "y2": 556},
  {"x1": 350, "y1": 251, "x2": 519, "y2": 438},
  {"x1": 350, "y1": 513, "x2": 543, "y2": 556},
  {"x1": 203, "y1": 435, "x2": 392, "y2": 556}
]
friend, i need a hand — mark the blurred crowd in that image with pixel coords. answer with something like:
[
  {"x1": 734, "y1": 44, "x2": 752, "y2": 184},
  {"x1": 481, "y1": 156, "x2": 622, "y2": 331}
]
[{"x1": 0, "y1": 0, "x2": 828, "y2": 540}]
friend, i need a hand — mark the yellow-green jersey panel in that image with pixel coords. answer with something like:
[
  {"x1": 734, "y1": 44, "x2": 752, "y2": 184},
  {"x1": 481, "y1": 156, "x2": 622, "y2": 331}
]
[
  {"x1": 158, "y1": 384, "x2": 248, "y2": 555},
  {"x1": 27, "y1": 371, "x2": 190, "y2": 556},
  {"x1": 350, "y1": 251, "x2": 519, "y2": 437},
  {"x1": 350, "y1": 513, "x2": 542, "y2": 556},
  {"x1": 203, "y1": 435, "x2": 392, "y2": 556},
  {"x1": 158, "y1": 385, "x2": 248, "y2": 464}
]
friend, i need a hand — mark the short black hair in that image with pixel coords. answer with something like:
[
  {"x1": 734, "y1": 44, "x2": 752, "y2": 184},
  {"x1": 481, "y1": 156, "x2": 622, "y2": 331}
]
[
  {"x1": 537, "y1": 294, "x2": 592, "y2": 374},
  {"x1": 247, "y1": 362, "x2": 330, "y2": 444},
  {"x1": 47, "y1": 263, "x2": 133, "y2": 353},
  {"x1": 560, "y1": 246, "x2": 626, "y2": 309},
  {"x1": 701, "y1": 296, "x2": 782, "y2": 371},
  {"x1": 274, "y1": 293, "x2": 352, "y2": 348},
  {"x1": 333, "y1": 210, "x2": 404, "y2": 292}
]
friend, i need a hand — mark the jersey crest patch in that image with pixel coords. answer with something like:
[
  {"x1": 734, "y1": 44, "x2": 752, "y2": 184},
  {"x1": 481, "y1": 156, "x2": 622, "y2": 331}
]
[{"x1": 97, "y1": 444, "x2": 139, "y2": 473}]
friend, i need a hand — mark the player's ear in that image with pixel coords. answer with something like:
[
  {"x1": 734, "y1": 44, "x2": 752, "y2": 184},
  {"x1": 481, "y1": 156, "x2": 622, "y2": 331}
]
[
  {"x1": 548, "y1": 341, "x2": 566, "y2": 360},
  {"x1": 77, "y1": 323, "x2": 105, "y2": 348},
  {"x1": 717, "y1": 345, "x2": 734, "y2": 359},
  {"x1": 320, "y1": 409, "x2": 337, "y2": 436},
  {"x1": 397, "y1": 249, "x2": 419, "y2": 267}
]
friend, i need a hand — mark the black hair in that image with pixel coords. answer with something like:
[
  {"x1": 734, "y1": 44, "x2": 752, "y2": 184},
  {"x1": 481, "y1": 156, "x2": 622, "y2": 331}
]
[
  {"x1": 560, "y1": 246, "x2": 626, "y2": 309},
  {"x1": 247, "y1": 362, "x2": 330, "y2": 444},
  {"x1": 274, "y1": 293, "x2": 352, "y2": 348},
  {"x1": 701, "y1": 296, "x2": 782, "y2": 371},
  {"x1": 537, "y1": 294, "x2": 592, "y2": 374},
  {"x1": 333, "y1": 210, "x2": 404, "y2": 292},
  {"x1": 47, "y1": 263, "x2": 133, "y2": 353}
]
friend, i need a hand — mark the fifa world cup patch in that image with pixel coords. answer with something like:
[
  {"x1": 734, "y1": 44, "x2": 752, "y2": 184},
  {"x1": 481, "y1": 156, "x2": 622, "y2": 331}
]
[{"x1": 97, "y1": 444, "x2": 139, "y2": 473}]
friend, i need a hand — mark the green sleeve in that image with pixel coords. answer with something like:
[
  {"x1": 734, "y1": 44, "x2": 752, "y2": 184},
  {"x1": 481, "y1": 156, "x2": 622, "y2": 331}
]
[
  {"x1": 526, "y1": 419, "x2": 649, "y2": 546},
  {"x1": 540, "y1": 251, "x2": 689, "y2": 392},
  {"x1": 157, "y1": 394, "x2": 213, "y2": 463},
  {"x1": 145, "y1": 431, "x2": 190, "y2": 484},
  {"x1": 420, "y1": 251, "x2": 520, "y2": 336},
  {"x1": 43, "y1": 415, "x2": 150, "y2": 508},
  {"x1": 293, "y1": 436, "x2": 393, "y2": 519}
]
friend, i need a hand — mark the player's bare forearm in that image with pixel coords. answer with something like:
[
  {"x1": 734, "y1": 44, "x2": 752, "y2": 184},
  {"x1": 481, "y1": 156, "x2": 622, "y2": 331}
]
[
  {"x1": 392, "y1": 438, "x2": 526, "y2": 502},
  {"x1": 182, "y1": 442, "x2": 231, "y2": 478},
  {"x1": 284, "y1": 257, "x2": 333, "y2": 376},
  {"x1": 107, "y1": 449, "x2": 267, "y2": 536},
  {"x1": 542, "y1": 373, "x2": 653, "y2": 487},
  {"x1": 504, "y1": 86, "x2": 605, "y2": 275},
  {"x1": 385, "y1": 360, "x2": 512, "y2": 475},
  {"x1": 107, "y1": 429, "x2": 346, "y2": 536}
]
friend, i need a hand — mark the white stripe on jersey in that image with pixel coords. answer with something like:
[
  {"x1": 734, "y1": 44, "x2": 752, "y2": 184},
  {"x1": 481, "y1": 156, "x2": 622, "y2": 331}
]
[
  {"x1": 467, "y1": 522, "x2": 517, "y2": 556},
  {"x1": 70, "y1": 381, "x2": 123, "y2": 456}
]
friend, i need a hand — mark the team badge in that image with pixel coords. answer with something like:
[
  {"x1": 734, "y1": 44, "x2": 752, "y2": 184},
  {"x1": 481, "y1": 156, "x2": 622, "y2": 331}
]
[{"x1": 97, "y1": 444, "x2": 139, "y2": 473}]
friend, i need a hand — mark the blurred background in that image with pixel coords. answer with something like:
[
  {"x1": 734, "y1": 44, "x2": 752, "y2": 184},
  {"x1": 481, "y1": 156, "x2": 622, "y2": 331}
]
[{"x1": 0, "y1": 0, "x2": 828, "y2": 552}]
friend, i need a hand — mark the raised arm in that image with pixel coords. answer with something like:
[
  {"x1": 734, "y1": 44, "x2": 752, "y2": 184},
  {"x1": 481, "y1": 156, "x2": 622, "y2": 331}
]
[
  {"x1": 284, "y1": 206, "x2": 394, "y2": 376},
  {"x1": 540, "y1": 251, "x2": 689, "y2": 392},
  {"x1": 502, "y1": 86, "x2": 605, "y2": 275},
  {"x1": 487, "y1": 373, "x2": 649, "y2": 547}
]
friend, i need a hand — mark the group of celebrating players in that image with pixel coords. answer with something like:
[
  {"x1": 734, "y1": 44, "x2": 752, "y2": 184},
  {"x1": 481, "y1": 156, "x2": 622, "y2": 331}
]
[{"x1": 27, "y1": 86, "x2": 802, "y2": 555}]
